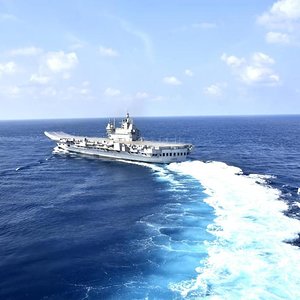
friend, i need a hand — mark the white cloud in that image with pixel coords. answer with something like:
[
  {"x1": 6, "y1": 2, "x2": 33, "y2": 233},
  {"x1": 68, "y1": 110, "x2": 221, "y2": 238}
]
[
  {"x1": 272, "y1": 0, "x2": 300, "y2": 19},
  {"x1": 70, "y1": 41, "x2": 85, "y2": 50},
  {"x1": 252, "y1": 52, "x2": 275, "y2": 65},
  {"x1": 0, "y1": 61, "x2": 17, "y2": 75},
  {"x1": 30, "y1": 74, "x2": 51, "y2": 84},
  {"x1": 184, "y1": 69, "x2": 194, "y2": 77},
  {"x1": 104, "y1": 87, "x2": 121, "y2": 97},
  {"x1": 53, "y1": 84, "x2": 93, "y2": 100},
  {"x1": 204, "y1": 84, "x2": 223, "y2": 97},
  {"x1": 259, "y1": 0, "x2": 300, "y2": 26},
  {"x1": 266, "y1": 31, "x2": 291, "y2": 44},
  {"x1": 163, "y1": 76, "x2": 182, "y2": 85},
  {"x1": 221, "y1": 52, "x2": 279, "y2": 85},
  {"x1": 135, "y1": 91, "x2": 149, "y2": 99},
  {"x1": 221, "y1": 53, "x2": 245, "y2": 67},
  {"x1": 241, "y1": 66, "x2": 279, "y2": 84},
  {"x1": 204, "y1": 82, "x2": 227, "y2": 97},
  {"x1": 10, "y1": 47, "x2": 43, "y2": 56},
  {"x1": 79, "y1": 81, "x2": 90, "y2": 95},
  {"x1": 20, "y1": 50, "x2": 78, "y2": 85},
  {"x1": 99, "y1": 46, "x2": 119, "y2": 57},
  {"x1": 66, "y1": 34, "x2": 87, "y2": 50},
  {"x1": 192, "y1": 22, "x2": 217, "y2": 29},
  {"x1": 258, "y1": 0, "x2": 300, "y2": 46},
  {"x1": 80, "y1": 88, "x2": 89, "y2": 95},
  {"x1": 46, "y1": 51, "x2": 78, "y2": 73}
]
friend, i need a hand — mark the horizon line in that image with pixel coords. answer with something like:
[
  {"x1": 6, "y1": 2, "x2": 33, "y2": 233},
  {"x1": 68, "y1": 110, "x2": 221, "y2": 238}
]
[{"x1": 1, "y1": 113, "x2": 300, "y2": 122}]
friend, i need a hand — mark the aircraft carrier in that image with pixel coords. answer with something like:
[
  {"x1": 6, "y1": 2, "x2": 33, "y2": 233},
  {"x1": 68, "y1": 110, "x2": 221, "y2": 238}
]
[{"x1": 45, "y1": 113, "x2": 193, "y2": 164}]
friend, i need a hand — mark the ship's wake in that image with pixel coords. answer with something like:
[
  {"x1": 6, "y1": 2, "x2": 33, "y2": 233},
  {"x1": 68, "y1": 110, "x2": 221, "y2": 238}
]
[
  {"x1": 0, "y1": 156, "x2": 53, "y2": 176},
  {"x1": 165, "y1": 161, "x2": 300, "y2": 299},
  {"x1": 38, "y1": 154, "x2": 300, "y2": 298},
  {"x1": 125, "y1": 159, "x2": 300, "y2": 299},
  {"x1": 15, "y1": 156, "x2": 53, "y2": 171}
]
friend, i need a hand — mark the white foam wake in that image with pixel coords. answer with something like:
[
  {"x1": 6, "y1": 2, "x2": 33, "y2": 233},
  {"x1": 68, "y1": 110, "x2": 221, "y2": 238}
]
[
  {"x1": 116, "y1": 159, "x2": 181, "y2": 186},
  {"x1": 167, "y1": 160, "x2": 300, "y2": 299},
  {"x1": 53, "y1": 146, "x2": 69, "y2": 154}
]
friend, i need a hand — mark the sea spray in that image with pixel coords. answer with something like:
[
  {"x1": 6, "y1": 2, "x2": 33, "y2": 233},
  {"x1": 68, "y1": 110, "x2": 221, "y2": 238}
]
[{"x1": 168, "y1": 161, "x2": 300, "y2": 299}]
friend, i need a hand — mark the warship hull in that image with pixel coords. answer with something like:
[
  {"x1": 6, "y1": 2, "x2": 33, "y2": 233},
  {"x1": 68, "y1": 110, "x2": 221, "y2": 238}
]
[
  {"x1": 56, "y1": 143, "x2": 189, "y2": 164},
  {"x1": 44, "y1": 114, "x2": 193, "y2": 164}
]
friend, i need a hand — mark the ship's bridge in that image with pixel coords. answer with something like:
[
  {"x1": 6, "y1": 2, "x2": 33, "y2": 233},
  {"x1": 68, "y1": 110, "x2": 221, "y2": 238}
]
[{"x1": 106, "y1": 113, "x2": 141, "y2": 142}]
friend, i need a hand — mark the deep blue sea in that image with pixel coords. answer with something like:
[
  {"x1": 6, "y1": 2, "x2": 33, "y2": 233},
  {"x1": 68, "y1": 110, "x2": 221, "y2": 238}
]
[{"x1": 1, "y1": 116, "x2": 300, "y2": 300}]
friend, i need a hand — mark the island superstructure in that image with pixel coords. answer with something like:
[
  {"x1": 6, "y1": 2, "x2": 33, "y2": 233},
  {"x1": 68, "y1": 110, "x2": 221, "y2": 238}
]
[{"x1": 44, "y1": 113, "x2": 193, "y2": 164}]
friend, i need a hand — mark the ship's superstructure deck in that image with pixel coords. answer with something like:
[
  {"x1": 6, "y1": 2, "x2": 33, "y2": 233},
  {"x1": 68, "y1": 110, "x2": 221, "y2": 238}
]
[{"x1": 45, "y1": 131, "x2": 189, "y2": 148}]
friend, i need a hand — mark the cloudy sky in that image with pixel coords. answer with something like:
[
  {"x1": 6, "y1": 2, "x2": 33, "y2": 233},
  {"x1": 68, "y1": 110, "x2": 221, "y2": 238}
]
[{"x1": 0, "y1": 0, "x2": 299, "y2": 119}]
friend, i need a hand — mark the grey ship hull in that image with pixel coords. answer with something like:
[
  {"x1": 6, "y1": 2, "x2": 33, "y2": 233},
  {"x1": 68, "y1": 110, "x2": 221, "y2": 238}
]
[
  {"x1": 45, "y1": 131, "x2": 192, "y2": 164},
  {"x1": 57, "y1": 143, "x2": 188, "y2": 164}
]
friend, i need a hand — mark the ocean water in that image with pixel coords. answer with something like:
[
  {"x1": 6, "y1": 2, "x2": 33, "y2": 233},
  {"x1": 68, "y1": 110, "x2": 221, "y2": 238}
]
[{"x1": 0, "y1": 115, "x2": 300, "y2": 300}]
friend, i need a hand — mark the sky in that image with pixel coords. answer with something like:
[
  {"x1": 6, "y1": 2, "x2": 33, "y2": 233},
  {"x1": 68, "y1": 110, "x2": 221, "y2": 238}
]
[{"x1": 0, "y1": 0, "x2": 299, "y2": 119}]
